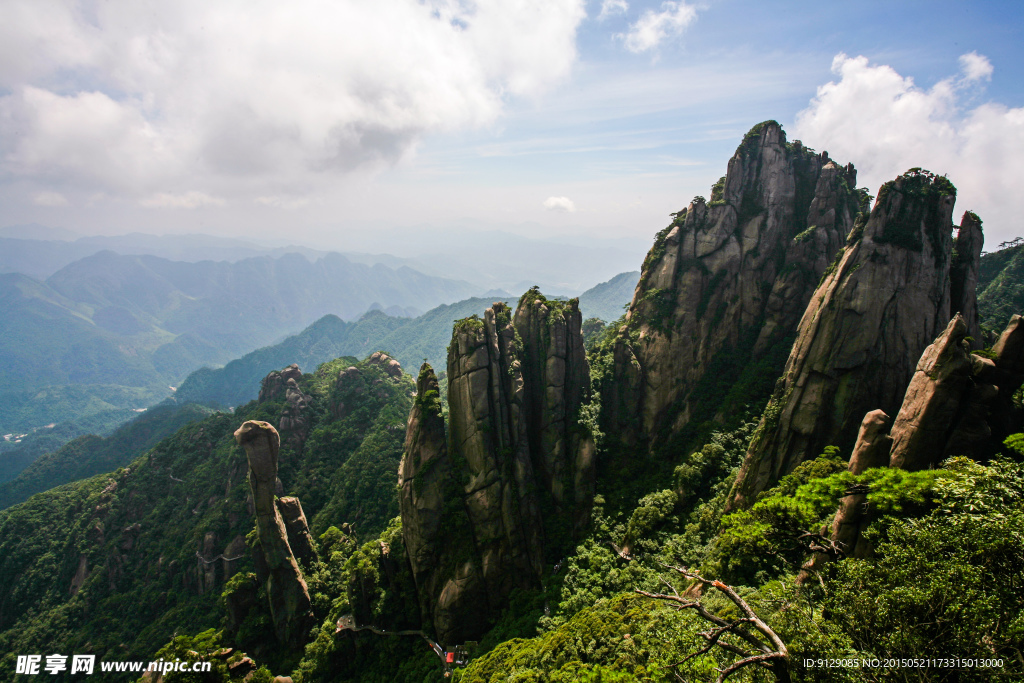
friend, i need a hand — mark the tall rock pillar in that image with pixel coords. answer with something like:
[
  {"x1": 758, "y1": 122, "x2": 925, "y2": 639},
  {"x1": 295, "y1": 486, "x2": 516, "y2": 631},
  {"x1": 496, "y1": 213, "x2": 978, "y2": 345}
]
[
  {"x1": 234, "y1": 420, "x2": 313, "y2": 644},
  {"x1": 400, "y1": 294, "x2": 595, "y2": 645},
  {"x1": 729, "y1": 169, "x2": 971, "y2": 509},
  {"x1": 602, "y1": 122, "x2": 860, "y2": 456}
]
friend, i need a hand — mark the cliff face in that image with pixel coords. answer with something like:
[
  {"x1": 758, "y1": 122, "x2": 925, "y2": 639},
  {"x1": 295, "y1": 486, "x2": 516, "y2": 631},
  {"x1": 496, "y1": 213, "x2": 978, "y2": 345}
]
[
  {"x1": 730, "y1": 169, "x2": 984, "y2": 508},
  {"x1": 399, "y1": 294, "x2": 594, "y2": 644},
  {"x1": 602, "y1": 122, "x2": 862, "y2": 454}
]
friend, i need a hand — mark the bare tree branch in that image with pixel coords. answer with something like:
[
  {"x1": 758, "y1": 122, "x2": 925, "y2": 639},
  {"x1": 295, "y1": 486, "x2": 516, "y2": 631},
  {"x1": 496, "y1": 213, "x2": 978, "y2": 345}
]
[{"x1": 636, "y1": 566, "x2": 791, "y2": 683}]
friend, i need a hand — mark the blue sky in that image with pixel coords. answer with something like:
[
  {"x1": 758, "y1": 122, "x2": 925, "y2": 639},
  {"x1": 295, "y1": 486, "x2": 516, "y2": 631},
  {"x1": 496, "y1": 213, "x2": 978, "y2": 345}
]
[{"x1": 2, "y1": 0, "x2": 1022, "y2": 250}]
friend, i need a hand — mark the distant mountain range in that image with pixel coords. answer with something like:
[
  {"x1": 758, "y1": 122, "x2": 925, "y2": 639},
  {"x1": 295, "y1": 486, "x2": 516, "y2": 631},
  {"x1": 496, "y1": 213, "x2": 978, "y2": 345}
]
[
  {"x1": 0, "y1": 223, "x2": 650, "y2": 293},
  {"x1": 0, "y1": 250, "x2": 479, "y2": 433},
  {"x1": 174, "y1": 273, "x2": 641, "y2": 410},
  {"x1": 578, "y1": 270, "x2": 639, "y2": 322}
]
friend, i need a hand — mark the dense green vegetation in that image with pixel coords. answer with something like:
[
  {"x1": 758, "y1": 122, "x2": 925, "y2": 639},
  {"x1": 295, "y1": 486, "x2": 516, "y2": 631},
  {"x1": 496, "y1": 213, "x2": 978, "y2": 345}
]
[
  {"x1": 978, "y1": 242, "x2": 1024, "y2": 338},
  {"x1": 0, "y1": 354, "x2": 413, "y2": 680},
  {"x1": 0, "y1": 402, "x2": 212, "y2": 510}
]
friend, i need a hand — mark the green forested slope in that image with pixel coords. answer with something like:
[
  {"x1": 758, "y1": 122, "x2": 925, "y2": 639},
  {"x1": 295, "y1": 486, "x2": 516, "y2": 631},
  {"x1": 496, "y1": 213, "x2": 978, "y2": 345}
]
[
  {"x1": 578, "y1": 270, "x2": 640, "y2": 322},
  {"x1": 0, "y1": 250, "x2": 477, "y2": 433},
  {"x1": 978, "y1": 243, "x2": 1024, "y2": 335},
  {"x1": 176, "y1": 297, "x2": 512, "y2": 408},
  {"x1": 0, "y1": 355, "x2": 413, "y2": 679},
  {"x1": 0, "y1": 402, "x2": 213, "y2": 510}
]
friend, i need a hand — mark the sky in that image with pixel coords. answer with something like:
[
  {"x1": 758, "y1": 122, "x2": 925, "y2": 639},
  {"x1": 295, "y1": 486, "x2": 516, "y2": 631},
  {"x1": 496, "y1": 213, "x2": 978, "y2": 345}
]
[{"x1": 2, "y1": 0, "x2": 1023, "y2": 252}]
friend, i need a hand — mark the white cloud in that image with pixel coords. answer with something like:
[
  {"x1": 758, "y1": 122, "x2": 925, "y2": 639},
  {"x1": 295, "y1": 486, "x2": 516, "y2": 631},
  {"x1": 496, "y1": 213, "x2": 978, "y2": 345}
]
[
  {"x1": 0, "y1": 0, "x2": 586, "y2": 202},
  {"x1": 959, "y1": 52, "x2": 993, "y2": 82},
  {"x1": 599, "y1": 0, "x2": 629, "y2": 20},
  {"x1": 543, "y1": 195, "x2": 577, "y2": 212},
  {"x1": 621, "y1": 1, "x2": 697, "y2": 53},
  {"x1": 139, "y1": 192, "x2": 226, "y2": 209},
  {"x1": 32, "y1": 191, "x2": 68, "y2": 206},
  {"x1": 793, "y1": 53, "x2": 1024, "y2": 243}
]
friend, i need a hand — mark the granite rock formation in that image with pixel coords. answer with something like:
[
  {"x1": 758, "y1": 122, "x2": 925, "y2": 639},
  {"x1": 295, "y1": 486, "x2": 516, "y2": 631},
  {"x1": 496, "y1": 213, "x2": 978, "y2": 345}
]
[
  {"x1": 233, "y1": 420, "x2": 313, "y2": 644},
  {"x1": 259, "y1": 364, "x2": 303, "y2": 403},
  {"x1": 276, "y1": 496, "x2": 318, "y2": 569},
  {"x1": 950, "y1": 211, "x2": 984, "y2": 346},
  {"x1": 602, "y1": 122, "x2": 862, "y2": 455},
  {"x1": 730, "y1": 169, "x2": 985, "y2": 509},
  {"x1": 800, "y1": 312, "x2": 1024, "y2": 580},
  {"x1": 399, "y1": 294, "x2": 595, "y2": 644}
]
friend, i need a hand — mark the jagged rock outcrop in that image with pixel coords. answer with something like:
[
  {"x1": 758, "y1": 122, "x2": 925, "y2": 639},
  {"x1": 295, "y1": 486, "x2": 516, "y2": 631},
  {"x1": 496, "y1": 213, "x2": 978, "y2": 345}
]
[
  {"x1": 513, "y1": 291, "x2": 596, "y2": 527},
  {"x1": 233, "y1": 420, "x2": 313, "y2": 644},
  {"x1": 276, "y1": 497, "x2": 318, "y2": 569},
  {"x1": 397, "y1": 363, "x2": 466, "y2": 635},
  {"x1": 603, "y1": 122, "x2": 862, "y2": 453},
  {"x1": 801, "y1": 313, "x2": 1024, "y2": 581},
  {"x1": 730, "y1": 169, "x2": 985, "y2": 509},
  {"x1": 400, "y1": 294, "x2": 595, "y2": 644},
  {"x1": 259, "y1": 364, "x2": 303, "y2": 403},
  {"x1": 887, "y1": 316, "x2": 975, "y2": 470}
]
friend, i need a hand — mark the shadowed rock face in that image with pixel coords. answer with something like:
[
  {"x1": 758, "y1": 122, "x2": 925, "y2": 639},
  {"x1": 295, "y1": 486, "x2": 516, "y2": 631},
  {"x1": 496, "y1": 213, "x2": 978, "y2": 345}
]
[
  {"x1": 729, "y1": 169, "x2": 985, "y2": 509},
  {"x1": 602, "y1": 122, "x2": 861, "y2": 455},
  {"x1": 800, "y1": 313, "x2": 1023, "y2": 581},
  {"x1": 950, "y1": 211, "x2": 984, "y2": 346},
  {"x1": 276, "y1": 496, "x2": 317, "y2": 569},
  {"x1": 400, "y1": 294, "x2": 594, "y2": 645},
  {"x1": 233, "y1": 420, "x2": 313, "y2": 645},
  {"x1": 398, "y1": 364, "x2": 486, "y2": 641}
]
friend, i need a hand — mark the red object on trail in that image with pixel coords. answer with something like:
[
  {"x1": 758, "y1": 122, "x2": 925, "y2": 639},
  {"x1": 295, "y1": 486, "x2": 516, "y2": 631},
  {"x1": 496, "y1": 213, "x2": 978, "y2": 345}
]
[{"x1": 446, "y1": 652, "x2": 455, "y2": 663}]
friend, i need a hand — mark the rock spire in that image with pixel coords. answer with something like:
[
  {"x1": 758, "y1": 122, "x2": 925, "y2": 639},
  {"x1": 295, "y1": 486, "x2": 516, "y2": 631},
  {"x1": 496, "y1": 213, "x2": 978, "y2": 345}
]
[
  {"x1": 399, "y1": 293, "x2": 595, "y2": 644},
  {"x1": 602, "y1": 121, "x2": 862, "y2": 455},
  {"x1": 730, "y1": 169, "x2": 985, "y2": 509},
  {"x1": 233, "y1": 420, "x2": 313, "y2": 644}
]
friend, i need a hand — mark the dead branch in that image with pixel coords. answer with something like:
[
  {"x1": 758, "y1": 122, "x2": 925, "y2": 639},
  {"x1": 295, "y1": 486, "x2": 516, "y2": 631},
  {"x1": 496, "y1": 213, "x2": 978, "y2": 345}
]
[{"x1": 636, "y1": 566, "x2": 791, "y2": 683}]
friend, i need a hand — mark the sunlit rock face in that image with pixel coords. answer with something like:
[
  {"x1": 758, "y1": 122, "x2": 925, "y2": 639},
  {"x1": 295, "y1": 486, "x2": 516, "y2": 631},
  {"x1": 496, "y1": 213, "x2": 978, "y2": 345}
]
[
  {"x1": 730, "y1": 169, "x2": 984, "y2": 509},
  {"x1": 399, "y1": 293, "x2": 594, "y2": 644},
  {"x1": 603, "y1": 121, "x2": 861, "y2": 460}
]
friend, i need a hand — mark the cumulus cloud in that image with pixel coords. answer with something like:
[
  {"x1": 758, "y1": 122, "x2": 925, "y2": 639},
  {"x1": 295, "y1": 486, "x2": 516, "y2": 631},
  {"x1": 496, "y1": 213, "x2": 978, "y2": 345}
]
[
  {"x1": 793, "y1": 53, "x2": 1024, "y2": 241},
  {"x1": 543, "y1": 195, "x2": 577, "y2": 212},
  {"x1": 599, "y1": 0, "x2": 629, "y2": 20},
  {"x1": 139, "y1": 192, "x2": 226, "y2": 209},
  {"x1": 32, "y1": 191, "x2": 69, "y2": 206},
  {"x1": 621, "y1": 1, "x2": 697, "y2": 53},
  {"x1": 0, "y1": 0, "x2": 586, "y2": 204}
]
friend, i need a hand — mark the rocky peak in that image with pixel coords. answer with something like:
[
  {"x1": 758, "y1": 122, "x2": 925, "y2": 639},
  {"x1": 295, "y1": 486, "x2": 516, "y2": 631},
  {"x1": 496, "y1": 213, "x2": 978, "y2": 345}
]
[
  {"x1": 259, "y1": 364, "x2": 303, "y2": 403},
  {"x1": 729, "y1": 169, "x2": 984, "y2": 509},
  {"x1": 602, "y1": 121, "x2": 861, "y2": 455},
  {"x1": 399, "y1": 293, "x2": 595, "y2": 644},
  {"x1": 367, "y1": 351, "x2": 403, "y2": 379}
]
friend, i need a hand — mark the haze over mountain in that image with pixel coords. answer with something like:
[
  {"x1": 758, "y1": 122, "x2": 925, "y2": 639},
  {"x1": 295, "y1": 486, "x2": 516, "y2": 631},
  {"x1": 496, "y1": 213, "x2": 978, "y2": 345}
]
[
  {"x1": 0, "y1": 250, "x2": 480, "y2": 434},
  {"x1": 1, "y1": 225, "x2": 648, "y2": 296}
]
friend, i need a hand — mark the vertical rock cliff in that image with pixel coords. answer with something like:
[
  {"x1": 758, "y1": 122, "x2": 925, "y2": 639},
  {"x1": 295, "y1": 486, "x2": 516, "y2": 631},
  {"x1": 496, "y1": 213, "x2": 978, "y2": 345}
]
[
  {"x1": 730, "y1": 170, "x2": 984, "y2": 509},
  {"x1": 602, "y1": 121, "x2": 863, "y2": 456},
  {"x1": 800, "y1": 312, "x2": 1024, "y2": 580},
  {"x1": 399, "y1": 294, "x2": 594, "y2": 644},
  {"x1": 234, "y1": 420, "x2": 313, "y2": 645}
]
